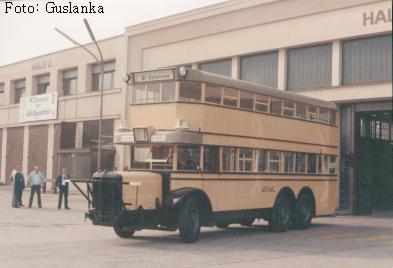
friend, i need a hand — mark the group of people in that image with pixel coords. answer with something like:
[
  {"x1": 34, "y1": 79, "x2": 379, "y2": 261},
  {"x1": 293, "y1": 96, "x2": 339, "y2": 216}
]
[{"x1": 10, "y1": 165, "x2": 71, "y2": 210}]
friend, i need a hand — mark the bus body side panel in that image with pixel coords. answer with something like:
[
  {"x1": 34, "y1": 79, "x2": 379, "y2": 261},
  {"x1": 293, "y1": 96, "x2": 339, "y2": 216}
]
[{"x1": 170, "y1": 173, "x2": 337, "y2": 216}]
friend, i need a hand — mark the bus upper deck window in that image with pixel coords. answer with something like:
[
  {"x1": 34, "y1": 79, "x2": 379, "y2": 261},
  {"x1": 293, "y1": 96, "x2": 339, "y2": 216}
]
[
  {"x1": 162, "y1": 81, "x2": 176, "y2": 102},
  {"x1": 319, "y1": 108, "x2": 329, "y2": 123},
  {"x1": 307, "y1": 106, "x2": 318, "y2": 121},
  {"x1": 240, "y1": 91, "x2": 254, "y2": 110},
  {"x1": 296, "y1": 103, "x2": 306, "y2": 119},
  {"x1": 147, "y1": 83, "x2": 160, "y2": 103},
  {"x1": 205, "y1": 85, "x2": 222, "y2": 104},
  {"x1": 283, "y1": 101, "x2": 295, "y2": 117},
  {"x1": 132, "y1": 84, "x2": 146, "y2": 104},
  {"x1": 270, "y1": 98, "x2": 282, "y2": 115},
  {"x1": 329, "y1": 110, "x2": 337, "y2": 125},
  {"x1": 223, "y1": 88, "x2": 239, "y2": 107},
  {"x1": 255, "y1": 95, "x2": 269, "y2": 113},
  {"x1": 179, "y1": 81, "x2": 201, "y2": 102}
]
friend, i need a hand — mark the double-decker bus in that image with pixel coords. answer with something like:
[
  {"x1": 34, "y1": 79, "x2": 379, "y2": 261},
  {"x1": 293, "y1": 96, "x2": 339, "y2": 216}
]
[{"x1": 86, "y1": 67, "x2": 338, "y2": 243}]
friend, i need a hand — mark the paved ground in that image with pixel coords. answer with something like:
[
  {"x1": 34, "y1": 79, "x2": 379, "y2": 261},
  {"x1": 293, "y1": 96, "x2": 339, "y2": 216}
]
[{"x1": 0, "y1": 187, "x2": 392, "y2": 268}]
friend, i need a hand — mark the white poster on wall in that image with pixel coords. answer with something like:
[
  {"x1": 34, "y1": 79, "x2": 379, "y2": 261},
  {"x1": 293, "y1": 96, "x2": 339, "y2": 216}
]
[{"x1": 19, "y1": 92, "x2": 58, "y2": 122}]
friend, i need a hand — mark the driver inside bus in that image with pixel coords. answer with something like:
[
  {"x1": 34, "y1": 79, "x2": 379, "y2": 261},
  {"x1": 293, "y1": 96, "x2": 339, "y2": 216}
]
[{"x1": 178, "y1": 149, "x2": 197, "y2": 170}]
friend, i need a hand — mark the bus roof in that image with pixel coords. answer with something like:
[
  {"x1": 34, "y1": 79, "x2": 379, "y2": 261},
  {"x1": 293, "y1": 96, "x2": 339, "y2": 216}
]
[{"x1": 131, "y1": 68, "x2": 337, "y2": 110}]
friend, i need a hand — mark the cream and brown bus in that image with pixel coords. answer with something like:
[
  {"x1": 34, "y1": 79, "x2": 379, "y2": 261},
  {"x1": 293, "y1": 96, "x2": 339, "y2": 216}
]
[{"x1": 86, "y1": 67, "x2": 338, "y2": 243}]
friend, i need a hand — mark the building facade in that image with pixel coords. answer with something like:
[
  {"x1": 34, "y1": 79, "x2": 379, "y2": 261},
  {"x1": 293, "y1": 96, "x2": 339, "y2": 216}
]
[{"x1": 0, "y1": 0, "x2": 391, "y2": 213}]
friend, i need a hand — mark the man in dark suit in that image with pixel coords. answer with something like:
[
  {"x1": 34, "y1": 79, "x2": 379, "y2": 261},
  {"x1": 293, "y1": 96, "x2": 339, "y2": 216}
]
[
  {"x1": 12, "y1": 165, "x2": 25, "y2": 208},
  {"x1": 56, "y1": 168, "x2": 71, "y2": 210}
]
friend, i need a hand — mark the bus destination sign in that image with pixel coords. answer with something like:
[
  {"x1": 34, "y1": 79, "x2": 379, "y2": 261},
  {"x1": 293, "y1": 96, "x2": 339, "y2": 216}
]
[{"x1": 133, "y1": 69, "x2": 175, "y2": 83}]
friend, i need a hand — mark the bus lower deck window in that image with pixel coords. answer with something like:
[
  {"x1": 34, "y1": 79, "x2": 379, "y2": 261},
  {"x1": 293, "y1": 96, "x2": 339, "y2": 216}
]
[{"x1": 177, "y1": 145, "x2": 201, "y2": 171}]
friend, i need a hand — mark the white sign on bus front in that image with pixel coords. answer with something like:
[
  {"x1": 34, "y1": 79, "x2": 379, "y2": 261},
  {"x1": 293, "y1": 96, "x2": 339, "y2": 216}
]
[
  {"x1": 19, "y1": 92, "x2": 58, "y2": 122},
  {"x1": 133, "y1": 69, "x2": 175, "y2": 83}
]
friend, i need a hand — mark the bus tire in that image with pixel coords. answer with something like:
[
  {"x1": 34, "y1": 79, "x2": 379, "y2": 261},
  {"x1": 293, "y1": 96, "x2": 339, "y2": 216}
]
[
  {"x1": 178, "y1": 197, "x2": 201, "y2": 243},
  {"x1": 293, "y1": 193, "x2": 313, "y2": 229},
  {"x1": 269, "y1": 193, "x2": 292, "y2": 232},
  {"x1": 240, "y1": 218, "x2": 255, "y2": 226},
  {"x1": 113, "y1": 222, "x2": 135, "y2": 238}
]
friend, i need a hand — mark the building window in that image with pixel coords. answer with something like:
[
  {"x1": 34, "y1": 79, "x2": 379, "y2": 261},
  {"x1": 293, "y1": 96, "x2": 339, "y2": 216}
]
[
  {"x1": 162, "y1": 81, "x2": 176, "y2": 102},
  {"x1": 287, "y1": 43, "x2": 332, "y2": 90},
  {"x1": 258, "y1": 150, "x2": 268, "y2": 172},
  {"x1": 60, "y1": 122, "x2": 76, "y2": 149},
  {"x1": 283, "y1": 152, "x2": 295, "y2": 173},
  {"x1": 296, "y1": 103, "x2": 306, "y2": 119},
  {"x1": 199, "y1": 59, "x2": 232, "y2": 77},
  {"x1": 239, "y1": 91, "x2": 254, "y2": 110},
  {"x1": 177, "y1": 145, "x2": 200, "y2": 171},
  {"x1": 82, "y1": 119, "x2": 114, "y2": 148},
  {"x1": 36, "y1": 74, "x2": 50, "y2": 95},
  {"x1": 342, "y1": 34, "x2": 392, "y2": 84},
  {"x1": 92, "y1": 61, "x2": 115, "y2": 91},
  {"x1": 240, "y1": 51, "x2": 278, "y2": 88},
  {"x1": 318, "y1": 155, "x2": 329, "y2": 174},
  {"x1": 132, "y1": 84, "x2": 146, "y2": 104},
  {"x1": 238, "y1": 148, "x2": 253, "y2": 171},
  {"x1": 329, "y1": 156, "x2": 337, "y2": 174},
  {"x1": 223, "y1": 88, "x2": 238, "y2": 107},
  {"x1": 222, "y1": 147, "x2": 237, "y2": 172},
  {"x1": 203, "y1": 146, "x2": 220, "y2": 173},
  {"x1": 14, "y1": 79, "x2": 26, "y2": 104},
  {"x1": 63, "y1": 69, "x2": 78, "y2": 96},
  {"x1": 179, "y1": 81, "x2": 201, "y2": 102},
  {"x1": 0, "y1": 83, "x2": 4, "y2": 105},
  {"x1": 205, "y1": 84, "x2": 222, "y2": 104},
  {"x1": 329, "y1": 110, "x2": 337, "y2": 125}
]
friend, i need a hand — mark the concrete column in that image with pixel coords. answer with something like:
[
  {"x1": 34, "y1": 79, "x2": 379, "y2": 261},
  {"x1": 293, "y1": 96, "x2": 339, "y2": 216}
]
[
  {"x1": 75, "y1": 121, "x2": 84, "y2": 149},
  {"x1": 114, "y1": 119, "x2": 124, "y2": 171},
  {"x1": 22, "y1": 126, "x2": 29, "y2": 177},
  {"x1": 332, "y1": 40, "x2": 341, "y2": 87},
  {"x1": 26, "y1": 75, "x2": 34, "y2": 97},
  {"x1": 231, "y1": 56, "x2": 239, "y2": 79},
  {"x1": 49, "y1": 70, "x2": 60, "y2": 95},
  {"x1": 1, "y1": 128, "x2": 7, "y2": 184},
  {"x1": 277, "y1": 48, "x2": 286, "y2": 90},
  {"x1": 78, "y1": 64, "x2": 90, "y2": 94},
  {"x1": 46, "y1": 124, "x2": 55, "y2": 182},
  {"x1": 4, "y1": 81, "x2": 11, "y2": 105}
]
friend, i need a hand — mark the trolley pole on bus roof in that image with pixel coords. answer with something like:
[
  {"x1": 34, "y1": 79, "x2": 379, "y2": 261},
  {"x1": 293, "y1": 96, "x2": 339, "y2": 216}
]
[{"x1": 55, "y1": 18, "x2": 104, "y2": 171}]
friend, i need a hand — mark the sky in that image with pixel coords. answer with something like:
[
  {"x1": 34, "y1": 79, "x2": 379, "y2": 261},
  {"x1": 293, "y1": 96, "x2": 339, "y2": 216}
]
[{"x1": 0, "y1": 0, "x2": 227, "y2": 66}]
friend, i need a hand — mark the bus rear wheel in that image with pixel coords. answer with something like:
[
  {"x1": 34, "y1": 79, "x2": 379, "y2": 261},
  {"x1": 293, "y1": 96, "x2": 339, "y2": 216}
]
[
  {"x1": 292, "y1": 193, "x2": 313, "y2": 229},
  {"x1": 269, "y1": 194, "x2": 292, "y2": 232},
  {"x1": 178, "y1": 197, "x2": 201, "y2": 243},
  {"x1": 113, "y1": 222, "x2": 135, "y2": 238}
]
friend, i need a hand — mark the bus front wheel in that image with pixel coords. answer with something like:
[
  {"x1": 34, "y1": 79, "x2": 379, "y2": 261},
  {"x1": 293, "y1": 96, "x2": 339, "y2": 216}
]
[
  {"x1": 292, "y1": 193, "x2": 313, "y2": 229},
  {"x1": 113, "y1": 222, "x2": 135, "y2": 238},
  {"x1": 269, "y1": 194, "x2": 292, "y2": 232},
  {"x1": 178, "y1": 197, "x2": 201, "y2": 243}
]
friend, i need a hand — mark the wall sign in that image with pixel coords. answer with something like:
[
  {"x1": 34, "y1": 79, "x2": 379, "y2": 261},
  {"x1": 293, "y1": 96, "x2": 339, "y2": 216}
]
[
  {"x1": 363, "y1": 7, "x2": 392, "y2": 26},
  {"x1": 19, "y1": 92, "x2": 58, "y2": 122},
  {"x1": 32, "y1": 59, "x2": 52, "y2": 72}
]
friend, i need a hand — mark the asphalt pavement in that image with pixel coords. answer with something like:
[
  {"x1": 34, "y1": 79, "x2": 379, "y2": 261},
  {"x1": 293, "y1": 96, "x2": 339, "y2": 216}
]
[{"x1": 0, "y1": 187, "x2": 392, "y2": 268}]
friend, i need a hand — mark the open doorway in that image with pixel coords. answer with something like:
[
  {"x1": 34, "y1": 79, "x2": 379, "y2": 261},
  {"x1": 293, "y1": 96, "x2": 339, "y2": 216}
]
[{"x1": 355, "y1": 110, "x2": 393, "y2": 214}]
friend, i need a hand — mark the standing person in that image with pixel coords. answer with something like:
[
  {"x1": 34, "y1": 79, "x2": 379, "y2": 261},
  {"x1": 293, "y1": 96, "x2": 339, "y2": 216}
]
[
  {"x1": 56, "y1": 168, "x2": 71, "y2": 210},
  {"x1": 9, "y1": 164, "x2": 25, "y2": 207},
  {"x1": 12, "y1": 165, "x2": 25, "y2": 208},
  {"x1": 27, "y1": 166, "x2": 45, "y2": 208}
]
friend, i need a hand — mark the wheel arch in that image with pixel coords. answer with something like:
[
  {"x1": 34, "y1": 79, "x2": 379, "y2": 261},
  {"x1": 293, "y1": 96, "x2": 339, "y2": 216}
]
[
  {"x1": 167, "y1": 187, "x2": 214, "y2": 226},
  {"x1": 276, "y1": 187, "x2": 296, "y2": 205}
]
